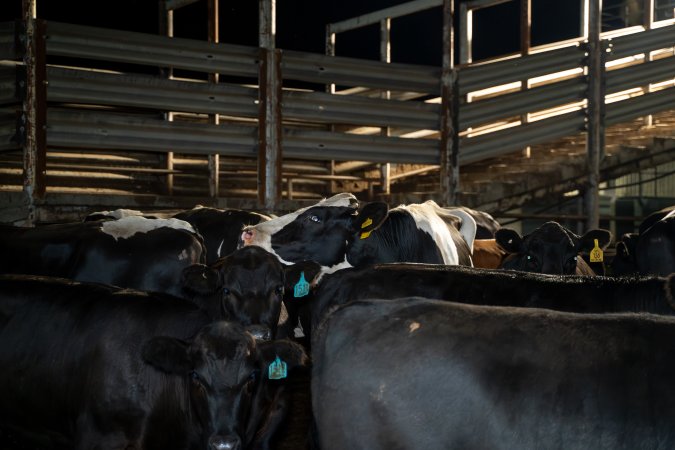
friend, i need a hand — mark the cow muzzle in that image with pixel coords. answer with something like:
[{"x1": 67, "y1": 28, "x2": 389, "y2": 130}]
[
  {"x1": 209, "y1": 434, "x2": 241, "y2": 450},
  {"x1": 240, "y1": 229, "x2": 255, "y2": 246},
  {"x1": 245, "y1": 324, "x2": 272, "y2": 341}
]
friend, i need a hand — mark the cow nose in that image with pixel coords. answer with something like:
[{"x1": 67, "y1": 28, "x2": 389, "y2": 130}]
[
  {"x1": 246, "y1": 324, "x2": 272, "y2": 341},
  {"x1": 209, "y1": 435, "x2": 241, "y2": 450},
  {"x1": 240, "y1": 229, "x2": 254, "y2": 246}
]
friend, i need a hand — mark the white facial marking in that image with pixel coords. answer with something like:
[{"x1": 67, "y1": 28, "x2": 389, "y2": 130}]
[
  {"x1": 101, "y1": 216, "x2": 196, "y2": 240},
  {"x1": 409, "y1": 321, "x2": 421, "y2": 333},
  {"x1": 178, "y1": 249, "x2": 188, "y2": 261}
]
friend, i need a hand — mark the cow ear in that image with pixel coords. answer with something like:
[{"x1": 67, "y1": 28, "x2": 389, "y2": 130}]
[
  {"x1": 284, "y1": 260, "x2": 322, "y2": 295},
  {"x1": 352, "y1": 202, "x2": 389, "y2": 234},
  {"x1": 258, "y1": 339, "x2": 309, "y2": 379},
  {"x1": 495, "y1": 228, "x2": 522, "y2": 253},
  {"x1": 182, "y1": 264, "x2": 220, "y2": 295},
  {"x1": 142, "y1": 336, "x2": 191, "y2": 374},
  {"x1": 577, "y1": 229, "x2": 612, "y2": 252}
]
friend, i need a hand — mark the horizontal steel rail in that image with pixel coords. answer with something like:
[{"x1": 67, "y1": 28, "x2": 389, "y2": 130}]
[
  {"x1": 459, "y1": 77, "x2": 587, "y2": 129},
  {"x1": 46, "y1": 67, "x2": 259, "y2": 118},
  {"x1": 327, "y1": 0, "x2": 443, "y2": 33},
  {"x1": 460, "y1": 111, "x2": 587, "y2": 164},
  {"x1": 45, "y1": 22, "x2": 260, "y2": 78},
  {"x1": 606, "y1": 56, "x2": 675, "y2": 93},
  {"x1": 283, "y1": 89, "x2": 440, "y2": 129},
  {"x1": 283, "y1": 128, "x2": 439, "y2": 164},
  {"x1": 606, "y1": 86, "x2": 675, "y2": 125},
  {"x1": 607, "y1": 26, "x2": 675, "y2": 60},
  {"x1": 0, "y1": 21, "x2": 17, "y2": 61},
  {"x1": 282, "y1": 49, "x2": 441, "y2": 93},
  {"x1": 47, "y1": 109, "x2": 258, "y2": 156},
  {"x1": 458, "y1": 45, "x2": 586, "y2": 95}
]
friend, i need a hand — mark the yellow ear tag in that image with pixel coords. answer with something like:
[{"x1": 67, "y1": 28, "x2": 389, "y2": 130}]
[
  {"x1": 360, "y1": 230, "x2": 372, "y2": 239},
  {"x1": 590, "y1": 238, "x2": 603, "y2": 263},
  {"x1": 361, "y1": 217, "x2": 373, "y2": 229}
]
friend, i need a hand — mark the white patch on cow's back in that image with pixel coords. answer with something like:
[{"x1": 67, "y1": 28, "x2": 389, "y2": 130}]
[
  {"x1": 101, "y1": 216, "x2": 196, "y2": 240},
  {"x1": 398, "y1": 200, "x2": 461, "y2": 265},
  {"x1": 241, "y1": 193, "x2": 358, "y2": 262},
  {"x1": 440, "y1": 207, "x2": 477, "y2": 253},
  {"x1": 665, "y1": 209, "x2": 675, "y2": 220},
  {"x1": 91, "y1": 208, "x2": 145, "y2": 220}
]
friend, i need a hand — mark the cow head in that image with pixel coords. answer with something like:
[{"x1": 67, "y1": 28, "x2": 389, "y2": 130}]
[
  {"x1": 239, "y1": 193, "x2": 388, "y2": 271},
  {"x1": 142, "y1": 321, "x2": 308, "y2": 450},
  {"x1": 181, "y1": 246, "x2": 321, "y2": 340},
  {"x1": 495, "y1": 221, "x2": 612, "y2": 274}
]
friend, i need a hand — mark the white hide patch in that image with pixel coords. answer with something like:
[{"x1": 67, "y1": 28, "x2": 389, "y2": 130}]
[
  {"x1": 398, "y1": 200, "x2": 463, "y2": 265},
  {"x1": 665, "y1": 209, "x2": 675, "y2": 220},
  {"x1": 178, "y1": 249, "x2": 189, "y2": 261},
  {"x1": 241, "y1": 193, "x2": 358, "y2": 263},
  {"x1": 409, "y1": 321, "x2": 421, "y2": 333},
  {"x1": 101, "y1": 216, "x2": 196, "y2": 240},
  {"x1": 91, "y1": 208, "x2": 145, "y2": 220}
]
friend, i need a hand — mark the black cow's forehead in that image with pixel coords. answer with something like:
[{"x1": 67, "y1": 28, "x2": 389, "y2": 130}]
[{"x1": 525, "y1": 222, "x2": 575, "y2": 246}]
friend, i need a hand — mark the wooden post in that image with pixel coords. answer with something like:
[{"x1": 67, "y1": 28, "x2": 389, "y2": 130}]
[
  {"x1": 380, "y1": 17, "x2": 391, "y2": 196},
  {"x1": 208, "y1": 0, "x2": 220, "y2": 198},
  {"x1": 21, "y1": 0, "x2": 46, "y2": 225},
  {"x1": 520, "y1": 0, "x2": 531, "y2": 158},
  {"x1": 585, "y1": 0, "x2": 604, "y2": 230},
  {"x1": 258, "y1": 0, "x2": 281, "y2": 211},
  {"x1": 440, "y1": 0, "x2": 458, "y2": 206},
  {"x1": 642, "y1": 0, "x2": 654, "y2": 127}
]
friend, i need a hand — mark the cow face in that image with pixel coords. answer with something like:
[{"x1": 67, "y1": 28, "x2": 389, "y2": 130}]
[
  {"x1": 182, "y1": 246, "x2": 321, "y2": 340},
  {"x1": 142, "y1": 321, "x2": 308, "y2": 450},
  {"x1": 495, "y1": 221, "x2": 612, "y2": 275},
  {"x1": 239, "y1": 193, "x2": 362, "y2": 269}
]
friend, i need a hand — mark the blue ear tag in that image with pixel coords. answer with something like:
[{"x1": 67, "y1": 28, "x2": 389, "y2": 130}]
[
  {"x1": 268, "y1": 356, "x2": 287, "y2": 380},
  {"x1": 293, "y1": 272, "x2": 310, "y2": 298}
]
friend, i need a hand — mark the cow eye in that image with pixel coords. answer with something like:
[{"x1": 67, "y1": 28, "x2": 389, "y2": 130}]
[
  {"x1": 308, "y1": 215, "x2": 321, "y2": 223},
  {"x1": 248, "y1": 369, "x2": 259, "y2": 382},
  {"x1": 275, "y1": 285, "x2": 284, "y2": 295},
  {"x1": 190, "y1": 371, "x2": 201, "y2": 383},
  {"x1": 222, "y1": 287, "x2": 230, "y2": 295}
]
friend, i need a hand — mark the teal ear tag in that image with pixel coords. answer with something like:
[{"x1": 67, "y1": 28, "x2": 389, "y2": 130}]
[
  {"x1": 268, "y1": 356, "x2": 287, "y2": 380},
  {"x1": 293, "y1": 271, "x2": 310, "y2": 298}
]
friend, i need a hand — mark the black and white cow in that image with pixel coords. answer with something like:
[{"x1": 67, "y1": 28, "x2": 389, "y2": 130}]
[
  {"x1": 495, "y1": 221, "x2": 612, "y2": 275},
  {"x1": 445, "y1": 206, "x2": 501, "y2": 238},
  {"x1": 240, "y1": 193, "x2": 475, "y2": 273},
  {"x1": 87, "y1": 206, "x2": 271, "y2": 263},
  {"x1": 0, "y1": 274, "x2": 307, "y2": 450},
  {"x1": 312, "y1": 263, "x2": 675, "y2": 329},
  {"x1": 181, "y1": 245, "x2": 321, "y2": 341},
  {"x1": 313, "y1": 296, "x2": 675, "y2": 450},
  {"x1": 0, "y1": 216, "x2": 205, "y2": 296}
]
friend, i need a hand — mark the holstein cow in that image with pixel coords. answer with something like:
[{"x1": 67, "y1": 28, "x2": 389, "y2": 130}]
[
  {"x1": 87, "y1": 206, "x2": 271, "y2": 263},
  {"x1": 0, "y1": 275, "x2": 307, "y2": 450},
  {"x1": 240, "y1": 193, "x2": 475, "y2": 273},
  {"x1": 313, "y1": 296, "x2": 675, "y2": 450},
  {"x1": 0, "y1": 216, "x2": 205, "y2": 296},
  {"x1": 445, "y1": 206, "x2": 501, "y2": 238},
  {"x1": 612, "y1": 208, "x2": 675, "y2": 277},
  {"x1": 182, "y1": 245, "x2": 321, "y2": 341},
  {"x1": 495, "y1": 221, "x2": 612, "y2": 275},
  {"x1": 311, "y1": 263, "x2": 675, "y2": 329}
]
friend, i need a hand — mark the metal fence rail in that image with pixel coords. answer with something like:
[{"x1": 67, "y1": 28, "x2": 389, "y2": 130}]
[{"x1": 1, "y1": 17, "x2": 674, "y2": 212}]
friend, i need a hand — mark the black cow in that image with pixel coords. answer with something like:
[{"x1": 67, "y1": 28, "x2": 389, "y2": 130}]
[
  {"x1": 181, "y1": 245, "x2": 321, "y2": 341},
  {"x1": 0, "y1": 275, "x2": 307, "y2": 450},
  {"x1": 312, "y1": 263, "x2": 675, "y2": 329},
  {"x1": 0, "y1": 216, "x2": 205, "y2": 296},
  {"x1": 240, "y1": 193, "x2": 475, "y2": 273},
  {"x1": 313, "y1": 296, "x2": 675, "y2": 450},
  {"x1": 495, "y1": 221, "x2": 612, "y2": 275},
  {"x1": 87, "y1": 206, "x2": 271, "y2": 263}
]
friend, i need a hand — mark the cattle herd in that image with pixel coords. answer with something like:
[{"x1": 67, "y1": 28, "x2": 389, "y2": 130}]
[{"x1": 0, "y1": 195, "x2": 674, "y2": 449}]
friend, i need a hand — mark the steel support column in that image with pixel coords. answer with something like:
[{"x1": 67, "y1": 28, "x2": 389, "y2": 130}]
[
  {"x1": 208, "y1": 0, "x2": 220, "y2": 198},
  {"x1": 258, "y1": 0, "x2": 281, "y2": 211},
  {"x1": 440, "y1": 0, "x2": 458, "y2": 206},
  {"x1": 21, "y1": 0, "x2": 46, "y2": 225},
  {"x1": 585, "y1": 0, "x2": 604, "y2": 230}
]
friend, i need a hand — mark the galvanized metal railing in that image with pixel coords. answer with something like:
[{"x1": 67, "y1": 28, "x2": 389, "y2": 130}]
[{"x1": 0, "y1": 16, "x2": 673, "y2": 214}]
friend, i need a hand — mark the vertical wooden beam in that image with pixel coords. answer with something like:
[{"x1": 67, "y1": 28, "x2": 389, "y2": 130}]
[
  {"x1": 258, "y1": 0, "x2": 281, "y2": 211},
  {"x1": 520, "y1": 0, "x2": 531, "y2": 158},
  {"x1": 21, "y1": 0, "x2": 46, "y2": 225},
  {"x1": 158, "y1": 0, "x2": 174, "y2": 195},
  {"x1": 440, "y1": 0, "x2": 458, "y2": 206},
  {"x1": 325, "y1": 27, "x2": 337, "y2": 194},
  {"x1": 643, "y1": 0, "x2": 654, "y2": 127},
  {"x1": 208, "y1": 0, "x2": 220, "y2": 198},
  {"x1": 585, "y1": 0, "x2": 604, "y2": 230}
]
